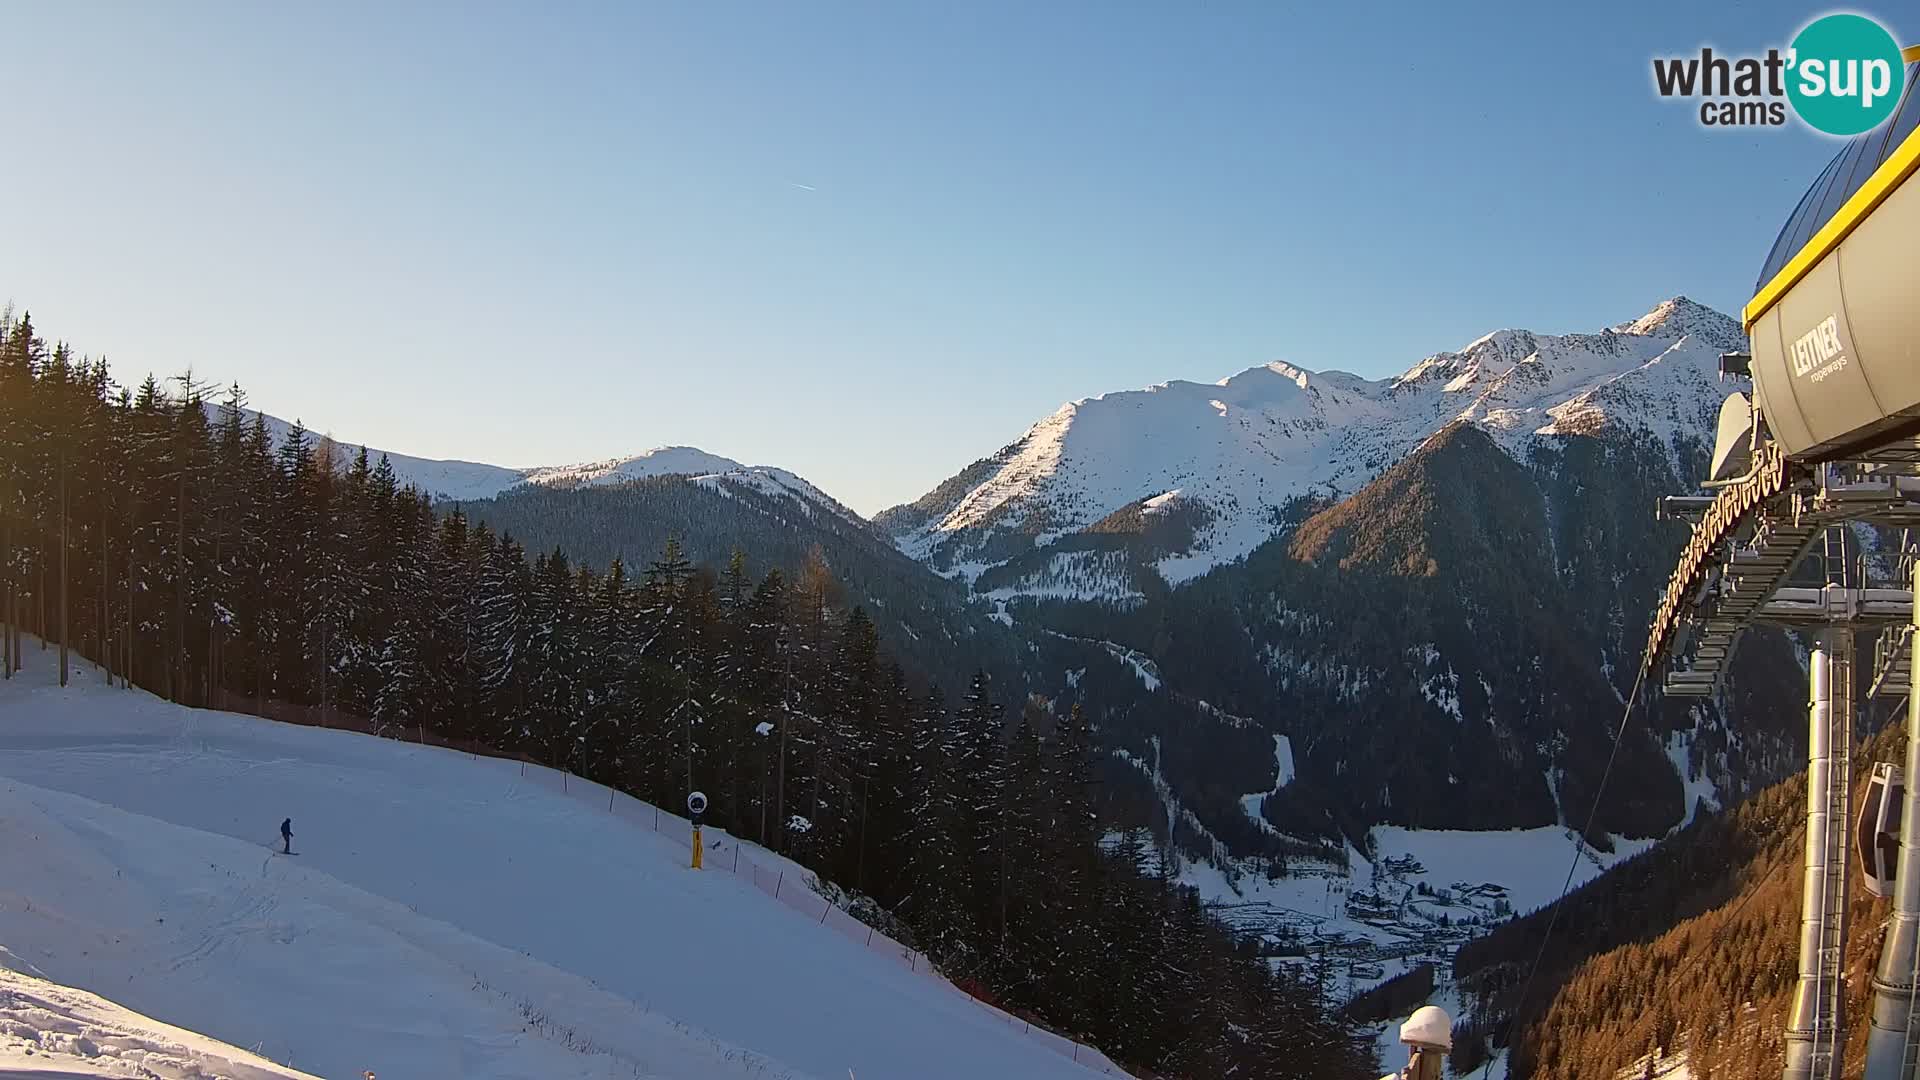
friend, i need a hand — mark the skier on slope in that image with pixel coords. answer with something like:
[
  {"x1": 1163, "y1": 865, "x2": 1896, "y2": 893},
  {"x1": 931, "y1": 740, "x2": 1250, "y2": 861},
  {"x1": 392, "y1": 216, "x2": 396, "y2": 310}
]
[{"x1": 280, "y1": 817, "x2": 293, "y2": 854}]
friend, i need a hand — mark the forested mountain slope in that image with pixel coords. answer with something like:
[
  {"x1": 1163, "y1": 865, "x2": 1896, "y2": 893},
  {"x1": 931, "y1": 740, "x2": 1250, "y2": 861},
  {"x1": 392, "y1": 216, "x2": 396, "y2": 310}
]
[
  {"x1": 886, "y1": 298, "x2": 1808, "y2": 855},
  {"x1": 1027, "y1": 422, "x2": 1807, "y2": 850},
  {"x1": 1452, "y1": 706, "x2": 1906, "y2": 1078},
  {"x1": 0, "y1": 310, "x2": 1371, "y2": 1079}
]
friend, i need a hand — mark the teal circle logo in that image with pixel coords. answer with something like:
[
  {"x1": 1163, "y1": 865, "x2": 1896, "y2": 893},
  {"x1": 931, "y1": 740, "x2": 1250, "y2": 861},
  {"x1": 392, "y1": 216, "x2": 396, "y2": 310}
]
[{"x1": 1787, "y1": 14, "x2": 1906, "y2": 136}]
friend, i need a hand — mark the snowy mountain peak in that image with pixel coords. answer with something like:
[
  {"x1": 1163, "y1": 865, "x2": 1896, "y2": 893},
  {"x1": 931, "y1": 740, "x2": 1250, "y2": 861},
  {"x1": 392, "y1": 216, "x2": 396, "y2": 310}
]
[
  {"x1": 1214, "y1": 361, "x2": 1378, "y2": 404},
  {"x1": 1614, "y1": 295, "x2": 1745, "y2": 351},
  {"x1": 238, "y1": 409, "x2": 860, "y2": 526},
  {"x1": 520, "y1": 446, "x2": 748, "y2": 487},
  {"x1": 1224, "y1": 361, "x2": 1311, "y2": 392},
  {"x1": 883, "y1": 299, "x2": 1740, "y2": 598}
]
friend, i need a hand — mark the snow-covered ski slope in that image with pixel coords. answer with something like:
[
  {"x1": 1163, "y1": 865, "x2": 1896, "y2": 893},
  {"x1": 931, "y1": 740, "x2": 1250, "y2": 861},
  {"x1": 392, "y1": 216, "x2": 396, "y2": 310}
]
[
  {"x1": 0, "y1": 957, "x2": 320, "y2": 1079},
  {"x1": 0, "y1": 656, "x2": 1124, "y2": 1080}
]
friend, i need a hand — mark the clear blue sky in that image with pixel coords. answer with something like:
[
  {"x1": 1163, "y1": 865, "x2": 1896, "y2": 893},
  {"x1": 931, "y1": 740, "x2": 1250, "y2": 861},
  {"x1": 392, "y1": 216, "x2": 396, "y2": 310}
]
[{"x1": 0, "y1": 2, "x2": 1884, "y2": 514}]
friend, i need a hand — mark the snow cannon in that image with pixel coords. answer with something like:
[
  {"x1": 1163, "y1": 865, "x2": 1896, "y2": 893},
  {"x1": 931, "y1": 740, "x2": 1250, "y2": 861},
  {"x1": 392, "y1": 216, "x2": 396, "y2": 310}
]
[{"x1": 1384, "y1": 1005, "x2": 1450, "y2": 1080}]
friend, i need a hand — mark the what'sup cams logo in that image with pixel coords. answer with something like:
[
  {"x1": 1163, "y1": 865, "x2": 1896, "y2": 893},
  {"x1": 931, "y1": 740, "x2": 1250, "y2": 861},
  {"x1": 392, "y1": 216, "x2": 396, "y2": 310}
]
[{"x1": 1653, "y1": 12, "x2": 1910, "y2": 135}]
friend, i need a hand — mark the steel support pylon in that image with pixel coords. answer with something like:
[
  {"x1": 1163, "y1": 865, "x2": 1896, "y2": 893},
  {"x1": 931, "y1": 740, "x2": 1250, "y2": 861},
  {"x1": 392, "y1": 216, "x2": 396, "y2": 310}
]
[{"x1": 1785, "y1": 629, "x2": 1854, "y2": 1080}]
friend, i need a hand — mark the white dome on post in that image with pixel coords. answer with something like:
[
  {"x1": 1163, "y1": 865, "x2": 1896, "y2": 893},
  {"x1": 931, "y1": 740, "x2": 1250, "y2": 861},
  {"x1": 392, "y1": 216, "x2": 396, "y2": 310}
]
[{"x1": 1401, "y1": 1005, "x2": 1452, "y2": 1050}]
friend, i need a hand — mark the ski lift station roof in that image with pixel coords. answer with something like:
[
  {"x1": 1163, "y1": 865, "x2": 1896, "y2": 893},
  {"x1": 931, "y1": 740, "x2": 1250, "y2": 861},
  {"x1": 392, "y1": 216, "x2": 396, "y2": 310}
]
[
  {"x1": 1754, "y1": 59, "x2": 1920, "y2": 301},
  {"x1": 1746, "y1": 52, "x2": 1920, "y2": 461}
]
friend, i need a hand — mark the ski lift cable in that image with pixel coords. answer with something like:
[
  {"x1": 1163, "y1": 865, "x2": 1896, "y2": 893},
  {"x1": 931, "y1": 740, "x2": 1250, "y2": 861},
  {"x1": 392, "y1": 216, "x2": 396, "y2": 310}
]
[
  {"x1": 1661, "y1": 818, "x2": 1804, "y2": 1001},
  {"x1": 1655, "y1": 688, "x2": 1906, "y2": 998},
  {"x1": 1491, "y1": 655, "x2": 1651, "y2": 1080},
  {"x1": 1495, "y1": 688, "x2": 1907, "y2": 1078},
  {"x1": 1640, "y1": 693, "x2": 1905, "y2": 1074}
]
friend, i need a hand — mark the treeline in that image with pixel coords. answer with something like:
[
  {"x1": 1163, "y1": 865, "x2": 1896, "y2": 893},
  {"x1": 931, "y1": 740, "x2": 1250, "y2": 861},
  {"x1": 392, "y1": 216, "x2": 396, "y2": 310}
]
[
  {"x1": 1452, "y1": 717, "x2": 1901, "y2": 1079},
  {"x1": 0, "y1": 312, "x2": 1371, "y2": 1078},
  {"x1": 1343, "y1": 963, "x2": 1434, "y2": 1024},
  {"x1": 454, "y1": 474, "x2": 995, "y2": 701}
]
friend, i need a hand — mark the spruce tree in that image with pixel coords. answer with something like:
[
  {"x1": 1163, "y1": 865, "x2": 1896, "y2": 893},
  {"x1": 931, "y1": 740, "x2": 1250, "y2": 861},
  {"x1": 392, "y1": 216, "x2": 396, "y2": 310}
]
[
  {"x1": 906, "y1": 684, "x2": 974, "y2": 964},
  {"x1": 0, "y1": 315, "x2": 1376, "y2": 1080}
]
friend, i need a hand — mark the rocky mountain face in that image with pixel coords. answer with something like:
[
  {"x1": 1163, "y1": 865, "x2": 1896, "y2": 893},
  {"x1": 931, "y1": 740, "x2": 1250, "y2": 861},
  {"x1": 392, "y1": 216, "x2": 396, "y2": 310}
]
[
  {"x1": 265, "y1": 296, "x2": 1811, "y2": 864},
  {"x1": 884, "y1": 298, "x2": 1808, "y2": 857},
  {"x1": 1061, "y1": 423, "x2": 1805, "y2": 848},
  {"x1": 879, "y1": 297, "x2": 1747, "y2": 603}
]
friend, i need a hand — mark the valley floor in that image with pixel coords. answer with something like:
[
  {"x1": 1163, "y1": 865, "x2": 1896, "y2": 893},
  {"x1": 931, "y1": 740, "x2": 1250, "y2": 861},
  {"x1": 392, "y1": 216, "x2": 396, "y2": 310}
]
[{"x1": 1177, "y1": 809, "x2": 1655, "y2": 1065}]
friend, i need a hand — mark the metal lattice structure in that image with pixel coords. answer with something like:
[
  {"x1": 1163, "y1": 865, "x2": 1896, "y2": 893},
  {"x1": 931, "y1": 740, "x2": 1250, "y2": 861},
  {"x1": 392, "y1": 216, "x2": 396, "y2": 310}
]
[{"x1": 1639, "y1": 52, "x2": 1920, "y2": 1080}]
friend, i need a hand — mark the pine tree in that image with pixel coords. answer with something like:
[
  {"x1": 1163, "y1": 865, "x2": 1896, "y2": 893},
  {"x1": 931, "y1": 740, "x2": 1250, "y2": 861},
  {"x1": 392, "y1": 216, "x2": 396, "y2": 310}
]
[
  {"x1": 525, "y1": 547, "x2": 584, "y2": 762},
  {"x1": 428, "y1": 508, "x2": 482, "y2": 742},
  {"x1": 863, "y1": 661, "x2": 917, "y2": 905},
  {"x1": 743, "y1": 569, "x2": 789, "y2": 847},
  {"x1": 996, "y1": 712, "x2": 1047, "y2": 998},
  {"x1": 476, "y1": 529, "x2": 534, "y2": 751},
  {"x1": 820, "y1": 605, "x2": 880, "y2": 882},
  {"x1": 0, "y1": 313, "x2": 46, "y2": 676},
  {"x1": 236, "y1": 411, "x2": 279, "y2": 701},
  {"x1": 0, "y1": 314, "x2": 1380, "y2": 1080},
  {"x1": 271, "y1": 420, "x2": 316, "y2": 703},
  {"x1": 372, "y1": 493, "x2": 433, "y2": 737},
  {"x1": 906, "y1": 684, "x2": 974, "y2": 963},
  {"x1": 954, "y1": 668, "x2": 1006, "y2": 975}
]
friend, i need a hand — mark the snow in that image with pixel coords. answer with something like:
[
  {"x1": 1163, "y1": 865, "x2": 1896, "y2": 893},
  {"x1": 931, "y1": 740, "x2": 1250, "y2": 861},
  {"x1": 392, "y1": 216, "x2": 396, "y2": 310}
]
[
  {"x1": 1141, "y1": 489, "x2": 1184, "y2": 514},
  {"x1": 1420, "y1": 669, "x2": 1464, "y2": 722},
  {"x1": 1111, "y1": 741, "x2": 1236, "y2": 873},
  {"x1": 690, "y1": 467, "x2": 871, "y2": 529},
  {"x1": 1371, "y1": 986, "x2": 1430, "y2": 1079},
  {"x1": 237, "y1": 408, "x2": 863, "y2": 526},
  {"x1": 1621, "y1": 1049, "x2": 1693, "y2": 1080},
  {"x1": 1368, "y1": 825, "x2": 1657, "y2": 917},
  {"x1": 1271, "y1": 735, "x2": 1296, "y2": 787},
  {"x1": 1046, "y1": 631, "x2": 1165, "y2": 693},
  {"x1": 235, "y1": 409, "x2": 527, "y2": 502},
  {"x1": 1665, "y1": 730, "x2": 1721, "y2": 831},
  {"x1": 1236, "y1": 736, "x2": 1296, "y2": 838},
  {"x1": 1103, "y1": 643, "x2": 1161, "y2": 691},
  {"x1": 886, "y1": 297, "x2": 1742, "y2": 594},
  {"x1": 0, "y1": 657, "x2": 1124, "y2": 1080},
  {"x1": 0, "y1": 962, "x2": 319, "y2": 1079},
  {"x1": 1169, "y1": 816, "x2": 1660, "y2": 1034},
  {"x1": 982, "y1": 552, "x2": 1145, "y2": 606},
  {"x1": 1179, "y1": 859, "x2": 1363, "y2": 929},
  {"x1": 521, "y1": 446, "x2": 746, "y2": 487}
]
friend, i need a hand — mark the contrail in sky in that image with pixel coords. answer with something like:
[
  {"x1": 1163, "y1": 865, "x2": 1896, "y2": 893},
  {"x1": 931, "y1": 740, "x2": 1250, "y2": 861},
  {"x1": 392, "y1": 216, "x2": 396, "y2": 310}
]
[{"x1": 789, "y1": 182, "x2": 818, "y2": 192}]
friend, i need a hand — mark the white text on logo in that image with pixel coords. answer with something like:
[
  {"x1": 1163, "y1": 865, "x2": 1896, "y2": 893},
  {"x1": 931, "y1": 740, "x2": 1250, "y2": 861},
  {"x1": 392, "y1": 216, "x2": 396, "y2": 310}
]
[{"x1": 1791, "y1": 314, "x2": 1846, "y2": 379}]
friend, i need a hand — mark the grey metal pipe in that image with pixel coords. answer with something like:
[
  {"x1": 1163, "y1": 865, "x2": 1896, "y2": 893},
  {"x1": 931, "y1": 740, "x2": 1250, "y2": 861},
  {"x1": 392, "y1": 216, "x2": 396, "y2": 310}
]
[
  {"x1": 1787, "y1": 635, "x2": 1841, "y2": 1080},
  {"x1": 1866, "y1": 583, "x2": 1920, "y2": 1080}
]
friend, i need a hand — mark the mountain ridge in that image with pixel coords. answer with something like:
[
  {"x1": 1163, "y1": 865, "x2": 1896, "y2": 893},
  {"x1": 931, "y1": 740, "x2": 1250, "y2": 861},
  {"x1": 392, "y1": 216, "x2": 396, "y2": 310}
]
[
  {"x1": 878, "y1": 296, "x2": 1744, "y2": 599},
  {"x1": 238, "y1": 297, "x2": 1797, "y2": 858},
  {"x1": 237, "y1": 408, "x2": 871, "y2": 530}
]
